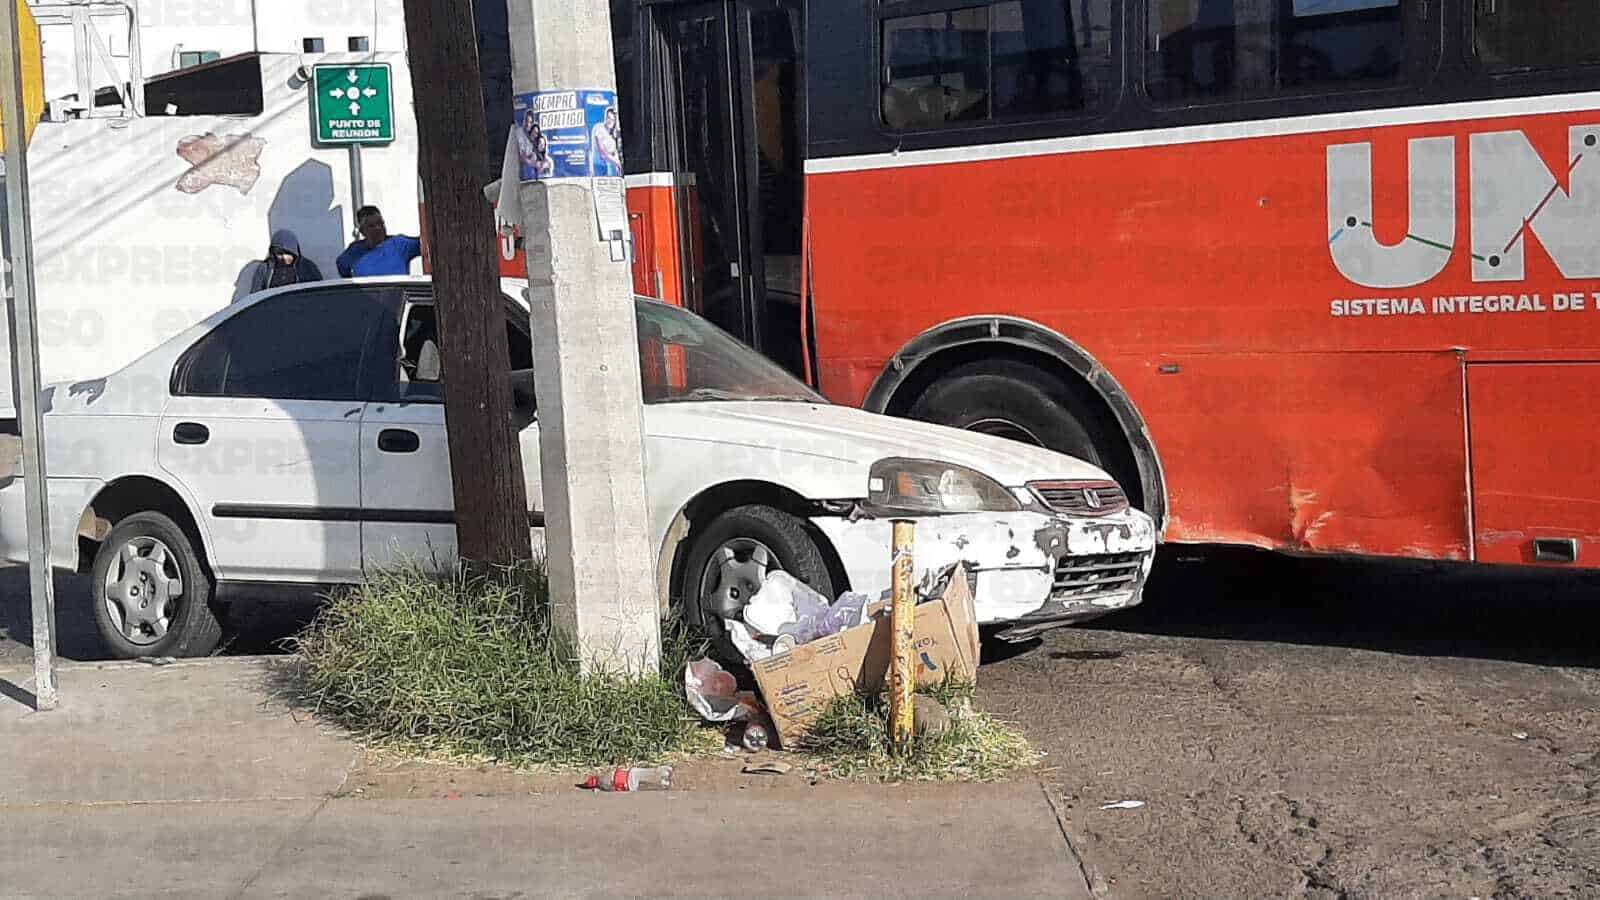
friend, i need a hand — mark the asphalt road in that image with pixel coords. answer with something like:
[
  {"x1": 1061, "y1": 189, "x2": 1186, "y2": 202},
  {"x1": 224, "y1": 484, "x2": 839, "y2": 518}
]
[
  {"x1": 5, "y1": 547, "x2": 1599, "y2": 897},
  {"x1": 982, "y1": 548, "x2": 1600, "y2": 899}
]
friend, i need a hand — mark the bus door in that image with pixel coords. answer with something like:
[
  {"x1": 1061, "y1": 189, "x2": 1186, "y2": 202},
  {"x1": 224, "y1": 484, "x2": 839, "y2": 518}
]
[{"x1": 659, "y1": 0, "x2": 807, "y2": 377}]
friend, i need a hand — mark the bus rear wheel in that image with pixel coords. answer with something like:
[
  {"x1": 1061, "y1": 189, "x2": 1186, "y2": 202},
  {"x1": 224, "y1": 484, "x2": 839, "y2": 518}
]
[{"x1": 908, "y1": 358, "x2": 1128, "y2": 484}]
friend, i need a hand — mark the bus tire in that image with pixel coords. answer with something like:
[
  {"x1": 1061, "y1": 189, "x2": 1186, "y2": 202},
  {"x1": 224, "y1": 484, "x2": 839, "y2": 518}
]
[{"x1": 908, "y1": 358, "x2": 1128, "y2": 482}]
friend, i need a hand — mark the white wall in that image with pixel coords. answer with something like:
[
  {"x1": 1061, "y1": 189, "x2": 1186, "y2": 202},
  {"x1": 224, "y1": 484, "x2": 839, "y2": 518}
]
[
  {"x1": 0, "y1": 51, "x2": 422, "y2": 414},
  {"x1": 253, "y1": 0, "x2": 407, "y2": 55},
  {"x1": 133, "y1": 0, "x2": 256, "y2": 76}
]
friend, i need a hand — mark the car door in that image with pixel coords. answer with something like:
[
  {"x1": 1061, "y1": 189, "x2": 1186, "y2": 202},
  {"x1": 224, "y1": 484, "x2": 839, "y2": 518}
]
[
  {"x1": 359, "y1": 289, "x2": 544, "y2": 572},
  {"x1": 158, "y1": 285, "x2": 391, "y2": 583}
]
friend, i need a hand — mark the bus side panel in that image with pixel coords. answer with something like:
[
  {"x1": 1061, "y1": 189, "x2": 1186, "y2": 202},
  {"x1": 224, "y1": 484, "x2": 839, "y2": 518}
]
[
  {"x1": 1469, "y1": 363, "x2": 1600, "y2": 569},
  {"x1": 627, "y1": 182, "x2": 684, "y2": 302},
  {"x1": 805, "y1": 108, "x2": 1599, "y2": 561},
  {"x1": 1101, "y1": 354, "x2": 1292, "y2": 549},
  {"x1": 809, "y1": 112, "x2": 1600, "y2": 368},
  {"x1": 1109, "y1": 352, "x2": 1470, "y2": 559},
  {"x1": 484, "y1": 184, "x2": 681, "y2": 295}
]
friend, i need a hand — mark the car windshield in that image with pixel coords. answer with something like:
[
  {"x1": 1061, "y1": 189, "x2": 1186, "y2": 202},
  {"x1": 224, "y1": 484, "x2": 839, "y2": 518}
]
[{"x1": 635, "y1": 300, "x2": 824, "y2": 405}]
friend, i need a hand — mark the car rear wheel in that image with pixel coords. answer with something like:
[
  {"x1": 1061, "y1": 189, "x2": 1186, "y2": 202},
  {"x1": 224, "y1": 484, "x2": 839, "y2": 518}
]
[
  {"x1": 90, "y1": 512, "x2": 220, "y2": 659},
  {"x1": 680, "y1": 504, "x2": 836, "y2": 664}
]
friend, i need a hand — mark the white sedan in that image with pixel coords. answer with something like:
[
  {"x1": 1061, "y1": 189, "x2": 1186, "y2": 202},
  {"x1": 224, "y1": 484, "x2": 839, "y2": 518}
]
[{"x1": 0, "y1": 277, "x2": 1158, "y2": 658}]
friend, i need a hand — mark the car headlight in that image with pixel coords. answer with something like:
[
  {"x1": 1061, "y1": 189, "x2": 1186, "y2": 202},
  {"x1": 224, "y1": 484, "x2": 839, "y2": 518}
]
[{"x1": 867, "y1": 458, "x2": 1021, "y2": 515}]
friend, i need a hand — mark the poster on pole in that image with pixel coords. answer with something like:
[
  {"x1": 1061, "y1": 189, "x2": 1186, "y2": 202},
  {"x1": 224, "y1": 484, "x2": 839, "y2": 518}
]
[{"x1": 512, "y1": 89, "x2": 623, "y2": 182}]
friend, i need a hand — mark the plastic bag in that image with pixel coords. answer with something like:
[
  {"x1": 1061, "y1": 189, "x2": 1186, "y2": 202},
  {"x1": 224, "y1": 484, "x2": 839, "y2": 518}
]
[
  {"x1": 827, "y1": 592, "x2": 871, "y2": 632},
  {"x1": 684, "y1": 657, "x2": 760, "y2": 723},
  {"x1": 742, "y1": 570, "x2": 829, "y2": 636},
  {"x1": 725, "y1": 619, "x2": 773, "y2": 662},
  {"x1": 777, "y1": 590, "x2": 872, "y2": 643}
]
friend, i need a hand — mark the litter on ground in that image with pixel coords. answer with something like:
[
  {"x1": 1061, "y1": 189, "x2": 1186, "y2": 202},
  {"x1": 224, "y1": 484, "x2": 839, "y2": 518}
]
[{"x1": 1100, "y1": 800, "x2": 1146, "y2": 811}]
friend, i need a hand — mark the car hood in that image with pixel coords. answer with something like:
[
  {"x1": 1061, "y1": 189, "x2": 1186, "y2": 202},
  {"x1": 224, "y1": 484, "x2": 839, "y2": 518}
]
[{"x1": 646, "y1": 401, "x2": 1111, "y2": 488}]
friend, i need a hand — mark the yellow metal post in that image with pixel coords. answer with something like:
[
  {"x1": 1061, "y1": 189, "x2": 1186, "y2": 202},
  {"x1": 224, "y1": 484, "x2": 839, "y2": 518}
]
[
  {"x1": 0, "y1": 1, "x2": 41, "y2": 153},
  {"x1": 889, "y1": 519, "x2": 916, "y2": 751}
]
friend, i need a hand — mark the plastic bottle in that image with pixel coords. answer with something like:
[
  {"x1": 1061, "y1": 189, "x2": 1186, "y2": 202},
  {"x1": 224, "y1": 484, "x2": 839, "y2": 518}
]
[
  {"x1": 742, "y1": 722, "x2": 770, "y2": 752},
  {"x1": 585, "y1": 766, "x2": 673, "y2": 792}
]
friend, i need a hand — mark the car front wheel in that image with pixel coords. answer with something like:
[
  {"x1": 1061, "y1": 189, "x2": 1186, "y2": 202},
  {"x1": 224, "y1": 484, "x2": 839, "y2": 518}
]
[
  {"x1": 680, "y1": 504, "x2": 836, "y2": 664},
  {"x1": 90, "y1": 512, "x2": 220, "y2": 659}
]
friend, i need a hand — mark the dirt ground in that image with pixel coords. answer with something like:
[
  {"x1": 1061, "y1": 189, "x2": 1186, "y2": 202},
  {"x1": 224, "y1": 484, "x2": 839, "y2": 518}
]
[{"x1": 981, "y1": 549, "x2": 1600, "y2": 899}]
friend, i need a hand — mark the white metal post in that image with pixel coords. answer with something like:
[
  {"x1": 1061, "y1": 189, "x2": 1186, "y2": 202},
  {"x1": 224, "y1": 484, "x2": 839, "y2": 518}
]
[
  {"x1": 70, "y1": 7, "x2": 89, "y2": 117},
  {"x1": 505, "y1": 0, "x2": 661, "y2": 675},
  {"x1": 0, "y1": 0, "x2": 57, "y2": 710},
  {"x1": 349, "y1": 144, "x2": 365, "y2": 216}
]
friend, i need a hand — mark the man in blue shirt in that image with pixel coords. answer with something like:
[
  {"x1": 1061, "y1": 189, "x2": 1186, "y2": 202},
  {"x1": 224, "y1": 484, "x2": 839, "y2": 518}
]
[{"x1": 337, "y1": 205, "x2": 422, "y2": 277}]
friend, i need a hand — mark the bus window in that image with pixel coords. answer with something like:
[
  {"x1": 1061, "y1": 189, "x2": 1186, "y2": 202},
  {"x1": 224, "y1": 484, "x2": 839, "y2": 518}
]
[
  {"x1": 882, "y1": 7, "x2": 990, "y2": 129},
  {"x1": 1146, "y1": 0, "x2": 1404, "y2": 104},
  {"x1": 1475, "y1": 0, "x2": 1600, "y2": 72},
  {"x1": 880, "y1": 0, "x2": 1109, "y2": 129},
  {"x1": 993, "y1": 0, "x2": 1113, "y2": 115}
]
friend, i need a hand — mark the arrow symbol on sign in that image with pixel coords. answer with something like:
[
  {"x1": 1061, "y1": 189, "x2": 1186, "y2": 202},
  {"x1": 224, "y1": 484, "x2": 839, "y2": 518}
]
[
  {"x1": 349, "y1": 101, "x2": 361, "y2": 116},
  {"x1": 328, "y1": 88, "x2": 343, "y2": 98},
  {"x1": 363, "y1": 88, "x2": 377, "y2": 98},
  {"x1": 347, "y1": 69, "x2": 359, "y2": 83}
]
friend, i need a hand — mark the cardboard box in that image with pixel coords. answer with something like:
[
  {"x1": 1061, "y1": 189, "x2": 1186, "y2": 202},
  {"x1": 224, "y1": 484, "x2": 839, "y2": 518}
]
[{"x1": 750, "y1": 568, "x2": 981, "y2": 748}]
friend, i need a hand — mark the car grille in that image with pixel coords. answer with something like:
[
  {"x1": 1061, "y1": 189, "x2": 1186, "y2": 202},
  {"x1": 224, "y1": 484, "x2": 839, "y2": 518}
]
[
  {"x1": 1030, "y1": 480, "x2": 1129, "y2": 516},
  {"x1": 1053, "y1": 552, "x2": 1145, "y2": 600}
]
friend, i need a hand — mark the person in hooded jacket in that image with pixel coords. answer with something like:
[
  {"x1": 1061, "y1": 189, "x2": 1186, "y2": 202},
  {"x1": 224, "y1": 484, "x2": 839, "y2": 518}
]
[{"x1": 248, "y1": 229, "x2": 323, "y2": 295}]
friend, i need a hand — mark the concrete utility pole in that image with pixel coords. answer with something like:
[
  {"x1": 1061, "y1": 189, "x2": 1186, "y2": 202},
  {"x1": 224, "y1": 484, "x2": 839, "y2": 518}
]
[
  {"x1": 505, "y1": 0, "x2": 660, "y2": 674},
  {"x1": 401, "y1": 0, "x2": 532, "y2": 569},
  {"x1": 0, "y1": 0, "x2": 56, "y2": 709}
]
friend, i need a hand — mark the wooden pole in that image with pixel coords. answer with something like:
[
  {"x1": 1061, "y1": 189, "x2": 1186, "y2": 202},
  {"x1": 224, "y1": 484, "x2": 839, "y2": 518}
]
[
  {"x1": 889, "y1": 519, "x2": 916, "y2": 751},
  {"x1": 401, "y1": 0, "x2": 532, "y2": 571}
]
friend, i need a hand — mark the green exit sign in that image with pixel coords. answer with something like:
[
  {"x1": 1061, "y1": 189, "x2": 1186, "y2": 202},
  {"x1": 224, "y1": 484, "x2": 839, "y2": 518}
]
[{"x1": 312, "y1": 63, "x2": 395, "y2": 145}]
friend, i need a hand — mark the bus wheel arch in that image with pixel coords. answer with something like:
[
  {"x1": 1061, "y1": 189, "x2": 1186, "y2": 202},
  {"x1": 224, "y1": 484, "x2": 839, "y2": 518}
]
[{"x1": 865, "y1": 316, "x2": 1169, "y2": 532}]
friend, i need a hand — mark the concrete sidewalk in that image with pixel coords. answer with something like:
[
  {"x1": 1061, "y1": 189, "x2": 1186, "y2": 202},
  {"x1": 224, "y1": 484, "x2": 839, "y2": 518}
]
[
  {"x1": 1, "y1": 658, "x2": 1093, "y2": 898},
  {"x1": 1, "y1": 657, "x2": 356, "y2": 805}
]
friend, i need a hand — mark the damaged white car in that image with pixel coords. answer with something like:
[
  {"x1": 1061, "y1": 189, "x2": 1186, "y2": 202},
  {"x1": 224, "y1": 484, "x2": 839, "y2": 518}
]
[{"x1": 0, "y1": 277, "x2": 1158, "y2": 658}]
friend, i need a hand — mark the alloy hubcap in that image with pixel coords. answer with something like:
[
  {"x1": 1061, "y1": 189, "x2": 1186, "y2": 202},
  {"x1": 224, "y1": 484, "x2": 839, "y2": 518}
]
[
  {"x1": 103, "y1": 537, "x2": 183, "y2": 646},
  {"x1": 698, "y1": 538, "x2": 781, "y2": 622}
]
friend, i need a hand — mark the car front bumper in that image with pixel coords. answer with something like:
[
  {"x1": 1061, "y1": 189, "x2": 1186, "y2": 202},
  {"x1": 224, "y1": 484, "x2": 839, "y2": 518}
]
[{"x1": 810, "y1": 507, "x2": 1158, "y2": 639}]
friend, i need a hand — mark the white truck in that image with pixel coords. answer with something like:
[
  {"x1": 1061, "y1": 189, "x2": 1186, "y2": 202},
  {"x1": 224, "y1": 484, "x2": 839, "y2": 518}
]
[{"x1": 0, "y1": 50, "x2": 423, "y2": 420}]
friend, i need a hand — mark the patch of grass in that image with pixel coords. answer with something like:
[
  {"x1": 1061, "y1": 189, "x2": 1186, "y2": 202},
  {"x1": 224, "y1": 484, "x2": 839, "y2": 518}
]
[
  {"x1": 292, "y1": 560, "x2": 713, "y2": 768},
  {"x1": 802, "y1": 681, "x2": 1040, "y2": 782}
]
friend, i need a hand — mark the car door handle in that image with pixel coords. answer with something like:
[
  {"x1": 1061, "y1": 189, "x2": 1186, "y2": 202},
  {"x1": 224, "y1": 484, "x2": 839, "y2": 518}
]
[
  {"x1": 378, "y1": 428, "x2": 421, "y2": 454},
  {"x1": 172, "y1": 422, "x2": 209, "y2": 445}
]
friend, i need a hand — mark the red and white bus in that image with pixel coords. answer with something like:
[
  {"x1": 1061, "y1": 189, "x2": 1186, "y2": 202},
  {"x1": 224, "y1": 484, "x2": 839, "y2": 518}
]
[{"x1": 498, "y1": 0, "x2": 1600, "y2": 570}]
